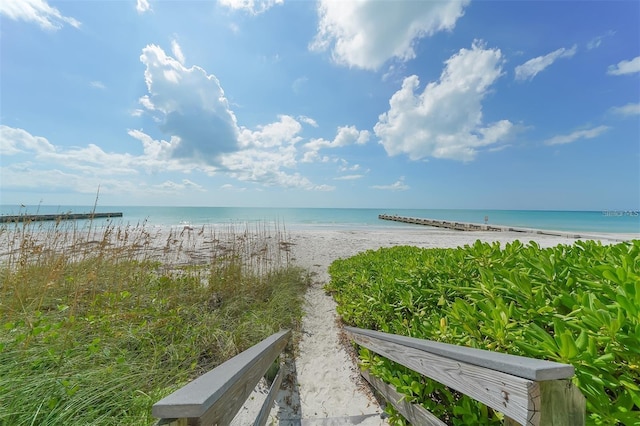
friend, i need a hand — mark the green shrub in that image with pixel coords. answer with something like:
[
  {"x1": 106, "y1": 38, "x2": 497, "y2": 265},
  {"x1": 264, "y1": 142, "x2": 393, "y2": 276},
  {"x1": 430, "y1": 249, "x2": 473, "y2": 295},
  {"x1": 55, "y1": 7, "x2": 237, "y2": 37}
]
[{"x1": 326, "y1": 240, "x2": 640, "y2": 425}]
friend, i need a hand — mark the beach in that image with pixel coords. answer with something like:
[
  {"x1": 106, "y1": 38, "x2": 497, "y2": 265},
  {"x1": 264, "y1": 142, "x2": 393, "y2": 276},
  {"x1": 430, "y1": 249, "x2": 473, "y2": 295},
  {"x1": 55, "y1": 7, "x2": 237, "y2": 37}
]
[
  {"x1": 230, "y1": 227, "x2": 636, "y2": 425},
  {"x1": 1, "y1": 218, "x2": 636, "y2": 424}
]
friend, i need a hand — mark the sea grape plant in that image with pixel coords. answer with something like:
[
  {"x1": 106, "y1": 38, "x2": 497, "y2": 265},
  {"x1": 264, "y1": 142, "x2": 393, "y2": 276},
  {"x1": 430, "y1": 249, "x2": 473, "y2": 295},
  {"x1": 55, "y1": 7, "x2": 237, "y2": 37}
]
[{"x1": 326, "y1": 239, "x2": 640, "y2": 425}]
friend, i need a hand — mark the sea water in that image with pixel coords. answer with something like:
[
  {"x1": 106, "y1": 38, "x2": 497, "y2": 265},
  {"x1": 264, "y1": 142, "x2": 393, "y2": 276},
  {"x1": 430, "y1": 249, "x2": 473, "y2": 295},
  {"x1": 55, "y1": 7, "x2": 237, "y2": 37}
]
[{"x1": 1, "y1": 206, "x2": 639, "y2": 234}]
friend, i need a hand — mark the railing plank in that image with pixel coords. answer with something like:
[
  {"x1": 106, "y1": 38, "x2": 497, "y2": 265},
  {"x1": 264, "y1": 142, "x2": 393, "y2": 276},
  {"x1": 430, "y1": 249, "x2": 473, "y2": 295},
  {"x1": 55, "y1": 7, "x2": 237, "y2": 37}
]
[
  {"x1": 152, "y1": 330, "x2": 290, "y2": 424},
  {"x1": 345, "y1": 327, "x2": 573, "y2": 381},
  {"x1": 254, "y1": 360, "x2": 286, "y2": 426},
  {"x1": 361, "y1": 370, "x2": 446, "y2": 426},
  {"x1": 348, "y1": 330, "x2": 534, "y2": 425}
]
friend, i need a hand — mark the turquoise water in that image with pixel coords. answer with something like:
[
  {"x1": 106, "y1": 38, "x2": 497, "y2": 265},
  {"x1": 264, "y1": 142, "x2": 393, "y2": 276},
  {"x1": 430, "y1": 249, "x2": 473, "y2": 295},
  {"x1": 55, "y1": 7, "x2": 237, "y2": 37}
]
[{"x1": 1, "y1": 206, "x2": 638, "y2": 234}]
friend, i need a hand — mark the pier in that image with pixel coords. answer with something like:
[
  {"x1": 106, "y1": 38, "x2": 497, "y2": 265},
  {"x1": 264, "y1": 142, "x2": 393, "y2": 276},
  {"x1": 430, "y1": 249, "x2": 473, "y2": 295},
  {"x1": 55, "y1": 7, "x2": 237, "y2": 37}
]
[
  {"x1": 0, "y1": 212, "x2": 123, "y2": 223},
  {"x1": 377, "y1": 214, "x2": 611, "y2": 240},
  {"x1": 378, "y1": 214, "x2": 503, "y2": 231}
]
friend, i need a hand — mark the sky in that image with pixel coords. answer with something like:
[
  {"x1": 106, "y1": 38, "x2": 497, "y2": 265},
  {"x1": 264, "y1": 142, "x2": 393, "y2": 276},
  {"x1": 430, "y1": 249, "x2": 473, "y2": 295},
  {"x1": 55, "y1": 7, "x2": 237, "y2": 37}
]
[{"x1": 0, "y1": 0, "x2": 639, "y2": 210}]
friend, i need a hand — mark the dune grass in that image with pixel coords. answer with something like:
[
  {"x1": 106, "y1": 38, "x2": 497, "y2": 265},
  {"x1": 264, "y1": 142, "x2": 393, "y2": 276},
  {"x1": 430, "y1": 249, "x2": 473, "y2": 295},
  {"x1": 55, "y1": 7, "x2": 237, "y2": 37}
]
[{"x1": 0, "y1": 219, "x2": 309, "y2": 425}]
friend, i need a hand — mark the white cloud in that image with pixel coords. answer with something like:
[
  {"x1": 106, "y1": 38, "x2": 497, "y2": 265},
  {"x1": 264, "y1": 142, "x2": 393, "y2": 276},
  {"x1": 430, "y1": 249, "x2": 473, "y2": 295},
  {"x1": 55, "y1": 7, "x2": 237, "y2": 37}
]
[
  {"x1": 298, "y1": 115, "x2": 318, "y2": 127},
  {"x1": 238, "y1": 115, "x2": 303, "y2": 149},
  {"x1": 90, "y1": 81, "x2": 106, "y2": 90},
  {"x1": 544, "y1": 125, "x2": 609, "y2": 146},
  {"x1": 0, "y1": 125, "x2": 227, "y2": 199},
  {"x1": 220, "y1": 147, "x2": 325, "y2": 190},
  {"x1": 514, "y1": 45, "x2": 577, "y2": 81},
  {"x1": 292, "y1": 77, "x2": 308, "y2": 94},
  {"x1": 220, "y1": 115, "x2": 333, "y2": 190},
  {"x1": 374, "y1": 41, "x2": 512, "y2": 162},
  {"x1": 587, "y1": 30, "x2": 614, "y2": 50},
  {"x1": 136, "y1": 0, "x2": 151, "y2": 14},
  {"x1": 334, "y1": 174, "x2": 363, "y2": 181},
  {"x1": 157, "y1": 179, "x2": 205, "y2": 192},
  {"x1": 302, "y1": 126, "x2": 370, "y2": 162},
  {"x1": 139, "y1": 44, "x2": 241, "y2": 162},
  {"x1": 0, "y1": 125, "x2": 56, "y2": 155},
  {"x1": 171, "y1": 39, "x2": 186, "y2": 65},
  {"x1": 611, "y1": 103, "x2": 640, "y2": 117},
  {"x1": 338, "y1": 159, "x2": 361, "y2": 172},
  {"x1": 607, "y1": 56, "x2": 640, "y2": 75},
  {"x1": 137, "y1": 45, "x2": 336, "y2": 190},
  {"x1": 218, "y1": 0, "x2": 283, "y2": 15},
  {"x1": 220, "y1": 183, "x2": 246, "y2": 191},
  {"x1": 310, "y1": 0, "x2": 469, "y2": 70},
  {"x1": 372, "y1": 177, "x2": 409, "y2": 191},
  {"x1": 0, "y1": 0, "x2": 80, "y2": 30}
]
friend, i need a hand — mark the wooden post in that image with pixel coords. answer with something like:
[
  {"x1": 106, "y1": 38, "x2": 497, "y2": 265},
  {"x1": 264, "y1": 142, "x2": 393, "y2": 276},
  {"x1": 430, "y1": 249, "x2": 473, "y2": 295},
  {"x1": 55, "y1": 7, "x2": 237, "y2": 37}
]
[{"x1": 536, "y1": 380, "x2": 585, "y2": 426}]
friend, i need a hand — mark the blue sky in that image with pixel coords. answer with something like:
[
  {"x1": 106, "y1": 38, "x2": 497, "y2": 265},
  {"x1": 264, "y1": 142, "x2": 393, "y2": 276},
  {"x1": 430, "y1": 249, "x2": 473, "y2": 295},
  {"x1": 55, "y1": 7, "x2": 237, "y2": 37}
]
[{"x1": 1, "y1": 0, "x2": 638, "y2": 209}]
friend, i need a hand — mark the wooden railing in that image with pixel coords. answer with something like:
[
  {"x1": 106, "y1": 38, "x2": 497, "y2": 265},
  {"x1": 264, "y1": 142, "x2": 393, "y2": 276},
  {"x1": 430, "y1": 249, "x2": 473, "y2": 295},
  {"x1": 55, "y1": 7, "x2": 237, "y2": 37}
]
[
  {"x1": 345, "y1": 327, "x2": 585, "y2": 426},
  {"x1": 152, "y1": 330, "x2": 290, "y2": 426}
]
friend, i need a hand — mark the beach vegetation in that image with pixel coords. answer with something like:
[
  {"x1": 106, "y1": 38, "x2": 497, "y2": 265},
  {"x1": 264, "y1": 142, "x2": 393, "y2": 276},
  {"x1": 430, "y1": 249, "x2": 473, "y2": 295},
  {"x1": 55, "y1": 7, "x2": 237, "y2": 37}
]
[
  {"x1": 326, "y1": 239, "x2": 640, "y2": 425},
  {"x1": 0, "y1": 219, "x2": 309, "y2": 425}
]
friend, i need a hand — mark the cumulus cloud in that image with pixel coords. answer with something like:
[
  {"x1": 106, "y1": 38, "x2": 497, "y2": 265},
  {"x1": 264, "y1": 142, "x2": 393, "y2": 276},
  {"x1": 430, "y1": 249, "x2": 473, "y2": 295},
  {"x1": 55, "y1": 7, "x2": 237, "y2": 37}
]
[
  {"x1": 2, "y1": 43, "x2": 354, "y2": 196},
  {"x1": 514, "y1": 45, "x2": 577, "y2": 81},
  {"x1": 3, "y1": 126, "x2": 190, "y2": 177},
  {"x1": 218, "y1": 0, "x2": 283, "y2": 15},
  {"x1": 0, "y1": 125, "x2": 56, "y2": 155},
  {"x1": 611, "y1": 103, "x2": 640, "y2": 117},
  {"x1": 223, "y1": 115, "x2": 332, "y2": 190},
  {"x1": 220, "y1": 147, "x2": 327, "y2": 190},
  {"x1": 607, "y1": 56, "x2": 640, "y2": 75},
  {"x1": 544, "y1": 125, "x2": 609, "y2": 146},
  {"x1": 302, "y1": 126, "x2": 370, "y2": 162},
  {"x1": 371, "y1": 177, "x2": 409, "y2": 191},
  {"x1": 139, "y1": 44, "x2": 241, "y2": 162},
  {"x1": 0, "y1": 0, "x2": 80, "y2": 30},
  {"x1": 374, "y1": 41, "x2": 512, "y2": 162},
  {"x1": 136, "y1": 0, "x2": 151, "y2": 14},
  {"x1": 238, "y1": 115, "x2": 303, "y2": 149},
  {"x1": 137, "y1": 45, "x2": 338, "y2": 191},
  {"x1": 310, "y1": 0, "x2": 469, "y2": 70}
]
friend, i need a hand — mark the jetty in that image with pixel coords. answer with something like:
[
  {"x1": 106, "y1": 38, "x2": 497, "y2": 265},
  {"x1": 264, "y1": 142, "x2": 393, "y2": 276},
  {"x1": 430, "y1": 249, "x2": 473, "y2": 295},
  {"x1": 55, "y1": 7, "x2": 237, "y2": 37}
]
[{"x1": 0, "y1": 212, "x2": 123, "y2": 223}]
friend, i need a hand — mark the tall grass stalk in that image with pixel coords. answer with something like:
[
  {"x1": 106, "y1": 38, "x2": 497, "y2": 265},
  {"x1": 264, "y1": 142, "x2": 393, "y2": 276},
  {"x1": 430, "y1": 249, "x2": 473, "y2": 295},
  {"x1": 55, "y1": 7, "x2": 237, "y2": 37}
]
[{"x1": 0, "y1": 218, "x2": 308, "y2": 426}]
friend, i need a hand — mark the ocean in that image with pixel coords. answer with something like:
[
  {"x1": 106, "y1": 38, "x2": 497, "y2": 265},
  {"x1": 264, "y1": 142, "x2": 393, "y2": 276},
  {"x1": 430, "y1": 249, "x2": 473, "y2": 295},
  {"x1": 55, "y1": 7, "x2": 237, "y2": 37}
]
[{"x1": 1, "y1": 205, "x2": 639, "y2": 234}]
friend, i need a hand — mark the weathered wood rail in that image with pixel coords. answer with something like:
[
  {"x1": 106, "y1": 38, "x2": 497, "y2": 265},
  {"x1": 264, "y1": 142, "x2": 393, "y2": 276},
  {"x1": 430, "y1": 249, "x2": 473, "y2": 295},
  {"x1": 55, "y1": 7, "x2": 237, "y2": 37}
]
[
  {"x1": 0, "y1": 212, "x2": 123, "y2": 223},
  {"x1": 345, "y1": 327, "x2": 585, "y2": 426},
  {"x1": 152, "y1": 330, "x2": 290, "y2": 426}
]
